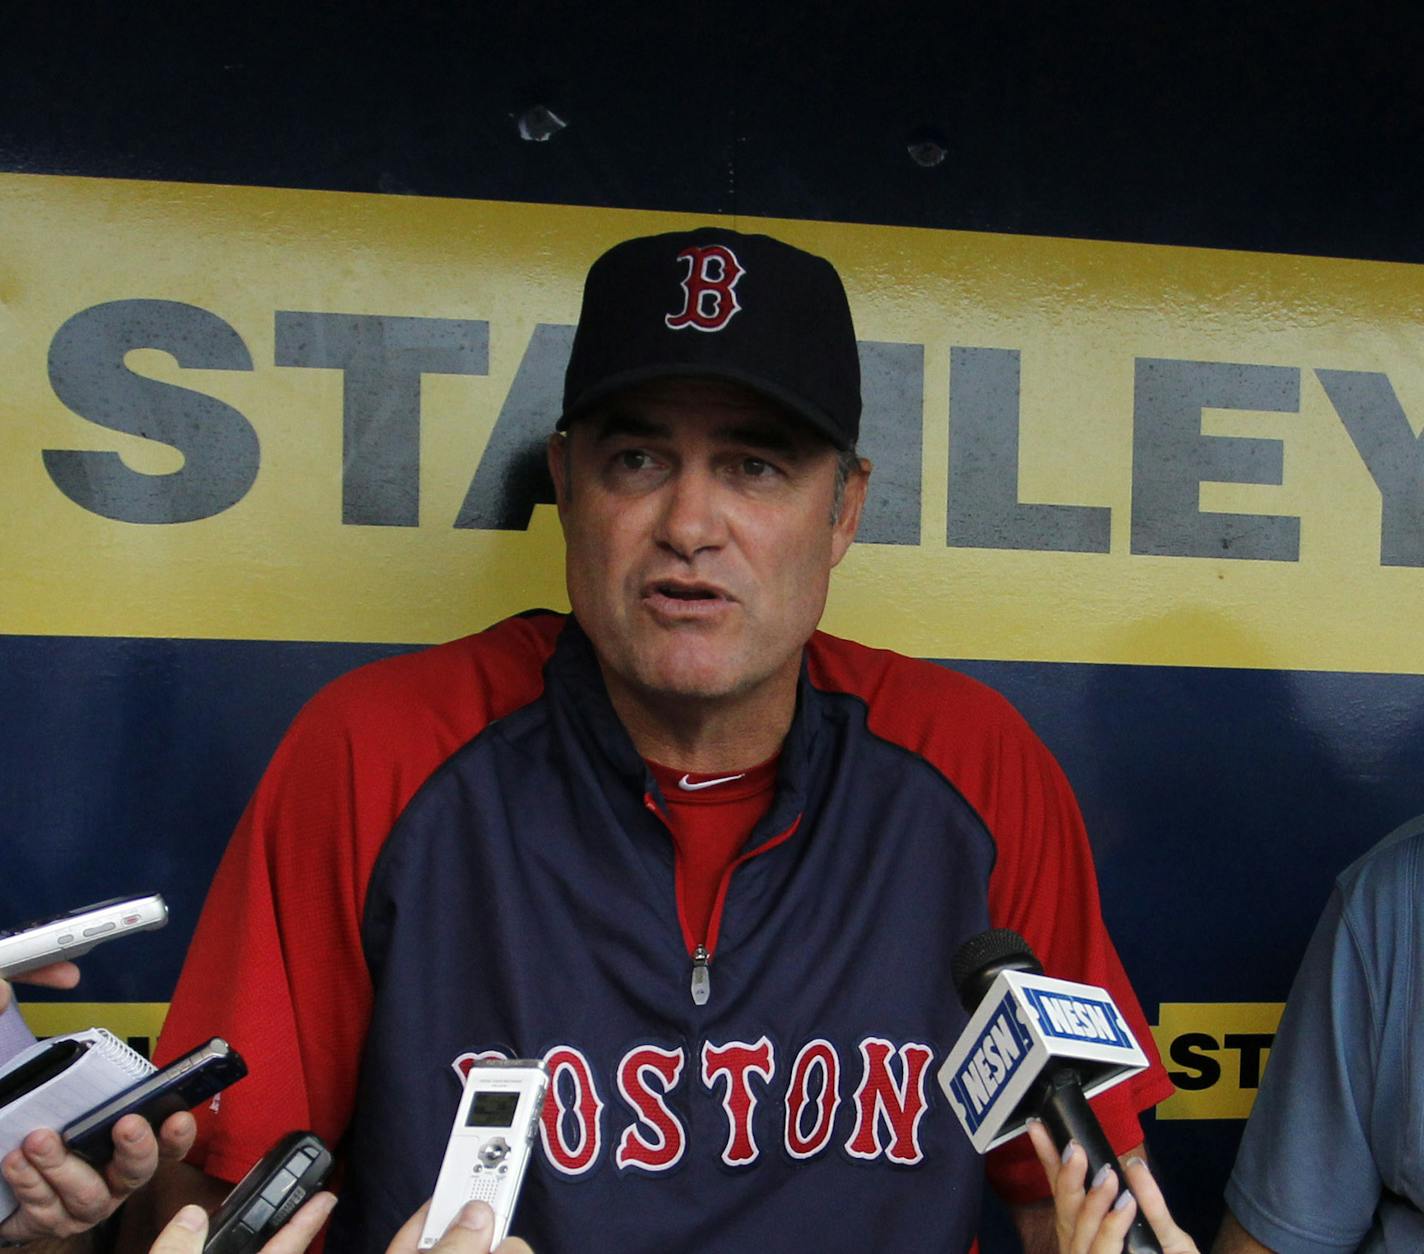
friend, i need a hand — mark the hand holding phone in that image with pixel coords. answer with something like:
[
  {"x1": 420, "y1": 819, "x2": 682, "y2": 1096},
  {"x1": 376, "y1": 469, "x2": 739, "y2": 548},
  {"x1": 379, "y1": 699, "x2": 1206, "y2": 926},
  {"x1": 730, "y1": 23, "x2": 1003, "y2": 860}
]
[
  {"x1": 203, "y1": 1132, "x2": 334, "y2": 1254},
  {"x1": 61, "y1": 1038, "x2": 246, "y2": 1165},
  {"x1": 151, "y1": 1193, "x2": 337, "y2": 1254},
  {"x1": 0, "y1": 1098, "x2": 198, "y2": 1245},
  {"x1": 0, "y1": 895, "x2": 168, "y2": 979}
]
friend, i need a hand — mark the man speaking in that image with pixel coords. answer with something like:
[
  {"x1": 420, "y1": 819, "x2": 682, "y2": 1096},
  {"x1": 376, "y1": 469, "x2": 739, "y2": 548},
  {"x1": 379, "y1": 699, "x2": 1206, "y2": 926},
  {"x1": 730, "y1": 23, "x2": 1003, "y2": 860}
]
[{"x1": 145, "y1": 227, "x2": 1173, "y2": 1252}]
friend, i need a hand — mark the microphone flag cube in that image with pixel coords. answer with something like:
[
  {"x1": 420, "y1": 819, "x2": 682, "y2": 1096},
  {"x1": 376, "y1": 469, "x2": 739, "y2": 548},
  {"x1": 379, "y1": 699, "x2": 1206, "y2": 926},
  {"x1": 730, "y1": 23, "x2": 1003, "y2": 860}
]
[{"x1": 936, "y1": 969, "x2": 1149, "y2": 1153}]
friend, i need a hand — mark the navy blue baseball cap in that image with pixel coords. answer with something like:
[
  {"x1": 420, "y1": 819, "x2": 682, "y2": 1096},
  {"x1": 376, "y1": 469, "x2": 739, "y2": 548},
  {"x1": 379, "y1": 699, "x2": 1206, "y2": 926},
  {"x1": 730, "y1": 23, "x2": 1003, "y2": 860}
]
[{"x1": 560, "y1": 227, "x2": 862, "y2": 449}]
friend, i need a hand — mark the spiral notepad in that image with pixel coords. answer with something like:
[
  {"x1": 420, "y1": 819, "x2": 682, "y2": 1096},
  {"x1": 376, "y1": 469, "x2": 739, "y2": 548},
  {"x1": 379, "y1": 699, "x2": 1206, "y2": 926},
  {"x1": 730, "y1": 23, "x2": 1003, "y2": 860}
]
[{"x1": 0, "y1": 1028, "x2": 155, "y2": 1219}]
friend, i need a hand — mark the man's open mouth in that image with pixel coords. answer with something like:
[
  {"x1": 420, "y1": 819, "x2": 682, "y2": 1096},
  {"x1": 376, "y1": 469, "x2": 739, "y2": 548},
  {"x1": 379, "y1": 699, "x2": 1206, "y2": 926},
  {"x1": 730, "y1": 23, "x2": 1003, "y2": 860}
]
[{"x1": 658, "y1": 583, "x2": 717, "y2": 600}]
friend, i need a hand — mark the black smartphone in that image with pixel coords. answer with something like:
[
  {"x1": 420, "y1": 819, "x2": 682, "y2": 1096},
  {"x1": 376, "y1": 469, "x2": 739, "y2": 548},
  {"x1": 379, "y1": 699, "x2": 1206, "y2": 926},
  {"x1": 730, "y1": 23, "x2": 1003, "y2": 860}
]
[
  {"x1": 61, "y1": 1038, "x2": 247, "y2": 1165},
  {"x1": 202, "y1": 1131, "x2": 334, "y2": 1254}
]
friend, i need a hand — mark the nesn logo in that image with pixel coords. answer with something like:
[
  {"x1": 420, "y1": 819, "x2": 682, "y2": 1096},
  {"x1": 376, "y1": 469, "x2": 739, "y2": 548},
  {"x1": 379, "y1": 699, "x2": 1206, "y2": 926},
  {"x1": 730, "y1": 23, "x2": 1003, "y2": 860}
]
[
  {"x1": 1024, "y1": 989, "x2": 1131, "y2": 1048},
  {"x1": 948, "y1": 993, "x2": 1033, "y2": 1131}
]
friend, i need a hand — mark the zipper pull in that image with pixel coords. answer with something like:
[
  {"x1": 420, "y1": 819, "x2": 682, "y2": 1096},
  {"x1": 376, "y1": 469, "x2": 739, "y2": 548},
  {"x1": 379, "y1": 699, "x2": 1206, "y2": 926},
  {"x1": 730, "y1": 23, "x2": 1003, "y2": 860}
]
[{"x1": 690, "y1": 944, "x2": 710, "y2": 1006}]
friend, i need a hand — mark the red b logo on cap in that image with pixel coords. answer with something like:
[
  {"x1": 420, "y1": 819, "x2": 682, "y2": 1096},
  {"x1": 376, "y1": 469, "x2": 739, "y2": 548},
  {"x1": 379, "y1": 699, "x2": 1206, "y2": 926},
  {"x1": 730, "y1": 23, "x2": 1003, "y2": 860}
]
[{"x1": 665, "y1": 245, "x2": 745, "y2": 332}]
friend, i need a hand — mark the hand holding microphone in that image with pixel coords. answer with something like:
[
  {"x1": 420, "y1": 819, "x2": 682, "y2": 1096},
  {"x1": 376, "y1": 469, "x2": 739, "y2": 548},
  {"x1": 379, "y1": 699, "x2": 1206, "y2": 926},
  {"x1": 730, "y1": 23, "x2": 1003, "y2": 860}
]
[
  {"x1": 1027, "y1": 1120, "x2": 1199, "y2": 1254},
  {"x1": 939, "y1": 929, "x2": 1181, "y2": 1254}
]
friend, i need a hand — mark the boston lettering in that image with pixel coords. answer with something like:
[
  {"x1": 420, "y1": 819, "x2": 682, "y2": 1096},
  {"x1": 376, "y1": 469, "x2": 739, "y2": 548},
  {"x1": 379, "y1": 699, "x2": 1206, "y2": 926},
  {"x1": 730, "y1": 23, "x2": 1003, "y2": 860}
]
[{"x1": 453, "y1": 1035, "x2": 935, "y2": 1175}]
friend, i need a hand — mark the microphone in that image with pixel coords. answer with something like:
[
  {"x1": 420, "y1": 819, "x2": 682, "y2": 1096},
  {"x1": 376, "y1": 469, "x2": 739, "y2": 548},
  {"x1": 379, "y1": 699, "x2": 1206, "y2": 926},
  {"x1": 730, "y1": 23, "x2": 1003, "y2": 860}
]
[{"x1": 938, "y1": 928, "x2": 1162, "y2": 1254}]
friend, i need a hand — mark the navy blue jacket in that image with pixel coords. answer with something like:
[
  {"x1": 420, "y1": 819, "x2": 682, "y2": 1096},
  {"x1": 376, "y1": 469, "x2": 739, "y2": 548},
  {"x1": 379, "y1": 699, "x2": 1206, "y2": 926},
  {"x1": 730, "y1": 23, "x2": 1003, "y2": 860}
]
[{"x1": 158, "y1": 613, "x2": 1171, "y2": 1254}]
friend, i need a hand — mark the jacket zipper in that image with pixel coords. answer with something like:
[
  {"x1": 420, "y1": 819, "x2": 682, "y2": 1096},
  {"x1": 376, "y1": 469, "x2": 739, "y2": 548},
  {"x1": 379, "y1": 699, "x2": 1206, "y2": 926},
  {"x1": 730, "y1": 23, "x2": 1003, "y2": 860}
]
[
  {"x1": 690, "y1": 943, "x2": 711, "y2": 1006},
  {"x1": 645, "y1": 791, "x2": 801, "y2": 1007}
]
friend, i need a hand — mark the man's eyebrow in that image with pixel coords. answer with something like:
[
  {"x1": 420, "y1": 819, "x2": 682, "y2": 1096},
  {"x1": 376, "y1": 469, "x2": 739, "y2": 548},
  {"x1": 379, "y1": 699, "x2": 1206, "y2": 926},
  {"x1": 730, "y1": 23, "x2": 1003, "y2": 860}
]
[
  {"x1": 716, "y1": 423, "x2": 804, "y2": 456},
  {"x1": 589, "y1": 411, "x2": 671, "y2": 442},
  {"x1": 587, "y1": 410, "x2": 813, "y2": 456}
]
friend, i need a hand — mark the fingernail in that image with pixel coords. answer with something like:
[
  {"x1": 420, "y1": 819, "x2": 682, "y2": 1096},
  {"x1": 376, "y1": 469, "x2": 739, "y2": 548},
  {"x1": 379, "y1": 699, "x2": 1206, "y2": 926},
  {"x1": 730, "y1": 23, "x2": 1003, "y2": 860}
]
[
  {"x1": 1124, "y1": 1155, "x2": 1146, "y2": 1171},
  {"x1": 1060, "y1": 1140, "x2": 1078, "y2": 1165},
  {"x1": 1091, "y1": 1163, "x2": 1113, "y2": 1190},
  {"x1": 1024, "y1": 1116, "x2": 1041, "y2": 1126},
  {"x1": 1112, "y1": 1190, "x2": 1134, "y2": 1212},
  {"x1": 25, "y1": 1130, "x2": 58, "y2": 1159},
  {"x1": 174, "y1": 1205, "x2": 207, "y2": 1232},
  {"x1": 455, "y1": 1202, "x2": 491, "y2": 1233}
]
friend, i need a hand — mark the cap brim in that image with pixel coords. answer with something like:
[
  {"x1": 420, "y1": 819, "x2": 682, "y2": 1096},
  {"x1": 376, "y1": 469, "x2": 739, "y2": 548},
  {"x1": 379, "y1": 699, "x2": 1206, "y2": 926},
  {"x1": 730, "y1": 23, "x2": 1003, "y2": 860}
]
[{"x1": 558, "y1": 363, "x2": 853, "y2": 450}]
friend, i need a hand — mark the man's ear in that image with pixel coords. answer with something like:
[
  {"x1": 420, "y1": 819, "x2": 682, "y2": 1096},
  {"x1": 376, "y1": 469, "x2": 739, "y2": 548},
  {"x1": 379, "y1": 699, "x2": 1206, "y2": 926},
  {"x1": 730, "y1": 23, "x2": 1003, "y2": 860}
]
[
  {"x1": 547, "y1": 432, "x2": 570, "y2": 517},
  {"x1": 830, "y1": 457, "x2": 871, "y2": 567}
]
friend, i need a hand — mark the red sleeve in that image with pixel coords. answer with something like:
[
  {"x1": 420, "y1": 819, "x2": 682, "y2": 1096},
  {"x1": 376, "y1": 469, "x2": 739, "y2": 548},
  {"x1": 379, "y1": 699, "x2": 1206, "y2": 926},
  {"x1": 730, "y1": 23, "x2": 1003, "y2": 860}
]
[
  {"x1": 974, "y1": 706, "x2": 1174, "y2": 1203},
  {"x1": 154, "y1": 614, "x2": 560, "y2": 1185},
  {"x1": 806, "y1": 633, "x2": 1175, "y2": 1205}
]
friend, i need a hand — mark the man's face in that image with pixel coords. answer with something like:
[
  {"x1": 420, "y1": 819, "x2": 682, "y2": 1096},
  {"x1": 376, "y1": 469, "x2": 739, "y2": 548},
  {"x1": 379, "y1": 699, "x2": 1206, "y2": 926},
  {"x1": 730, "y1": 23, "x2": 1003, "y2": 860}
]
[{"x1": 548, "y1": 379, "x2": 867, "y2": 715}]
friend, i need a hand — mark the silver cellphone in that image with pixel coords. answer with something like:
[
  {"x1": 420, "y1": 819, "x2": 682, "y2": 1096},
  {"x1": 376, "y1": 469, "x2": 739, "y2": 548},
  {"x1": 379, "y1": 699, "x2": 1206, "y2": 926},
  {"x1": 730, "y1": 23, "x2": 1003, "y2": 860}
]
[
  {"x1": 0, "y1": 894, "x2": 168, "y2": 978},
  {"x1": 419, "y1": 1059, "x2": 549, "y2": 1251}
]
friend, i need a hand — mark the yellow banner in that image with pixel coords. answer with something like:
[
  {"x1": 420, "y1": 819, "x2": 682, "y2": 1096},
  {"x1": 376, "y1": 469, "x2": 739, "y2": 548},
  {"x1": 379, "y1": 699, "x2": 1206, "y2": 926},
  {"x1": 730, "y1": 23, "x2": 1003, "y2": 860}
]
[
  {"x1": 5, "y1": 173, "x2": 1423, "y2": 672},
  {"x1": 1151, "y1": 1002, "x2": 1285, "y2": 1120},
  {"x1": 21, "y1": 1002, "x2": 169, "y2": 1058},
  {"x1": 18, "y1": 999, "x2": 1284, "y2": 1121}
]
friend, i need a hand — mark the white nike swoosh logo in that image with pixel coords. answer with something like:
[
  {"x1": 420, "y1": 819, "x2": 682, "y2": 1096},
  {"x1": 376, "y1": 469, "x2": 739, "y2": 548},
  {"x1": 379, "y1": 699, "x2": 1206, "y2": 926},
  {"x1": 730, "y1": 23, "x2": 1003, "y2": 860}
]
[{"x1": 677, "y1": 773, "x2": 746, "y2": 791}]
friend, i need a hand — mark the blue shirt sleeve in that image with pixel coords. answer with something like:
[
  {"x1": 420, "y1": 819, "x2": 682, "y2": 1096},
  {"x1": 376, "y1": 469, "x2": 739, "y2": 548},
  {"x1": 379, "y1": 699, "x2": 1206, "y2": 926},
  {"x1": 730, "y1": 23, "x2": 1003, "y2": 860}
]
[
  {"x1": 1224, "y1": 882, "x2": 1384, "y2": 1253},
  {"x1": 0, "y1": 1000, "x2": 37, "y2": 1065}
]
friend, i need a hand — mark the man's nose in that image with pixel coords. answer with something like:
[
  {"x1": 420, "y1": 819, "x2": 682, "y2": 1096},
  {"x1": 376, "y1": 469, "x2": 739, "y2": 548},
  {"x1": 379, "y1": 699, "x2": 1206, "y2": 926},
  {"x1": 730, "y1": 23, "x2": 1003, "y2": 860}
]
[{"x1": 654, "y1": 467, "x2": 728, "y2": 559}]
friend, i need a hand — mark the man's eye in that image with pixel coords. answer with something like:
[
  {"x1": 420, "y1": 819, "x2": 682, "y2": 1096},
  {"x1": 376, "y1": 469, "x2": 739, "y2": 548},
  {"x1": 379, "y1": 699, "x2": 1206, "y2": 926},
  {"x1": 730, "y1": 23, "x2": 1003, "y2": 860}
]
[
  {"x1": 616, "y1": 450, "x2": 652, "y2": 472},
  {"x1": 741, "y1": 457, "x2": 773, "y2": 477}
]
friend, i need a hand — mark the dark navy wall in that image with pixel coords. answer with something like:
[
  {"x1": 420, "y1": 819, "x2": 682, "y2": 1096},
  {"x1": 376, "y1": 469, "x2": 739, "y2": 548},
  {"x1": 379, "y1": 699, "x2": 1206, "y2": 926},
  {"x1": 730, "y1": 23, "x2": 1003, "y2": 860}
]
[{"x1": 3, "y1": 4, "x2": 1419, "y2": 261}]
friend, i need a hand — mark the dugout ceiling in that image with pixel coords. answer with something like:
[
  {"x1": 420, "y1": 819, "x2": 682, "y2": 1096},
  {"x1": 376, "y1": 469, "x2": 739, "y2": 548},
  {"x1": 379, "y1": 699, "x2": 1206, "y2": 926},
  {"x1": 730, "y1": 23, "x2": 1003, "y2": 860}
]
[{"x1": 2, "y1": 3, "x2": 1419, "y2": 261}]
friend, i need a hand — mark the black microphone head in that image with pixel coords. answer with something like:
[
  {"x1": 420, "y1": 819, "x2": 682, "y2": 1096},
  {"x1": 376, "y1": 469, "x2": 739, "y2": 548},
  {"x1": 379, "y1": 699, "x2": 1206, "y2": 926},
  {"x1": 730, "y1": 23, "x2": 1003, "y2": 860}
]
[{"x1": 951, "y1": 928, "x2": 1045, "y2": 1011}]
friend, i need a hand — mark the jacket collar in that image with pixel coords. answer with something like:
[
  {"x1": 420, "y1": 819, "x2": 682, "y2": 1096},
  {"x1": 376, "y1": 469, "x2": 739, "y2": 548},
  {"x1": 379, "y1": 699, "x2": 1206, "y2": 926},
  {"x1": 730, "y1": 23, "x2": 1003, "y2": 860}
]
[{"x1": 547, "y1": 616, "x2": 817, "y2": 847}]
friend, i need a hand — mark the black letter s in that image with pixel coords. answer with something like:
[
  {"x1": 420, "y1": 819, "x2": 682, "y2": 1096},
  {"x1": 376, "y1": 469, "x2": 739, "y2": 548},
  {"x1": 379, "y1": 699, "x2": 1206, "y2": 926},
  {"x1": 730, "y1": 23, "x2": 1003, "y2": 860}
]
[
  {"x1": 1167, "y1": 1032, "x2": 1222, "y2": 1091},
  {"x1": 44, "y1": 300, "x2": 258, "y2": 523}
]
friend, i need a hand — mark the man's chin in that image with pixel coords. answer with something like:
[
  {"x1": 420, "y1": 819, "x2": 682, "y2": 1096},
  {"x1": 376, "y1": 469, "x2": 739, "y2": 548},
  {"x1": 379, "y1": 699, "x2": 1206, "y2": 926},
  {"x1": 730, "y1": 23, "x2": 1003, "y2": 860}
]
[
  {"x1": 638, "y1": 671, "x2": 745, "y2": 704},
  {"x1": 629, "y1": 654, "x2": 759, "y2": 705}
]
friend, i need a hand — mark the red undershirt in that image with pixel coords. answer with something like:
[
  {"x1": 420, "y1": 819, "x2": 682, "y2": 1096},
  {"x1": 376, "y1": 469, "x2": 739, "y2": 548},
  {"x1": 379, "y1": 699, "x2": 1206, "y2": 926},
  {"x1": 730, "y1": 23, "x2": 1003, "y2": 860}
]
[{"x1": 645, "y1": 755, "x2": 780, "y2": 950}]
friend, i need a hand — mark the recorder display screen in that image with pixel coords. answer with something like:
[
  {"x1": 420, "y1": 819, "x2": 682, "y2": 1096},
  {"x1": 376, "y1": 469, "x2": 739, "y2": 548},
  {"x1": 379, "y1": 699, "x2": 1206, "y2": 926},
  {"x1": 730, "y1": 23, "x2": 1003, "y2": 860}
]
[{"x1": 466, "y1": 1091, "x2": 520, "y2": 1128}]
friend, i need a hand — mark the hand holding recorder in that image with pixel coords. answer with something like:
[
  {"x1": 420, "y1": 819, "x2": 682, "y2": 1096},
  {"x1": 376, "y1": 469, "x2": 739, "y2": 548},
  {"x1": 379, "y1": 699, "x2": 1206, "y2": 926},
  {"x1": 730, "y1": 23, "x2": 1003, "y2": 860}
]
[
  {"x1": 390, "y1": 1202, "x2": 533, "y2": 1254},
  {"x1": 147, "y1": 1196, "x2": 534, "y2": 1254},
  {"x1": 420, "y1": 1059, "x2": 547, "y2": 1252}
]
